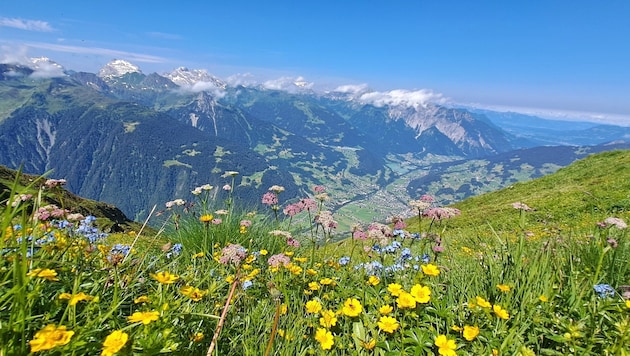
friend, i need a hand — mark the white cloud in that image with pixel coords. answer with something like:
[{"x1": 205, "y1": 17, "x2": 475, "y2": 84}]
[
  {"x1": 357, "y1": 89, "x2": 446, "y2": 110},
  {"x1": 0, "y1": 17, "x2": 54, "y2": 32},
  {"x1": 29, "y1": 58, "x2": 65, "y2": 78},
  {"x1": 0, "y1": 44, "x2": 30, "y2": 65},
  {"x1": 24, "y1": 42, "x2": 166, "y2": 63},
  {"x1": 332, "y1": 83, "x2": 370, "y2": 96},
  {"x1": 225, "y1": 73, "x2": 258, "y2": 87},
  {"x1": 262, "y1": 76, "x2": 314, "y2": 92}
]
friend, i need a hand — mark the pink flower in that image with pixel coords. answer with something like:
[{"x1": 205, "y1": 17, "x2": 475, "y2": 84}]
[
  {"x1": 223, "y1": 184, "x2": 232, "y2": 191},
  {"x1": 353, "y1": 230, "x2": 367, "y2": 240},
  {"x1": 300, "y1": 198, "x2": 318, "y2": 212},
  {"x1": 511, "y1": 202, "x2": 532, "y2": 211},
  {"x1": 268, "y1": 253, "x2": 291, "y2": 268},
  {"x1": 211, "y1": 218, "x2": 222, "y2": 225},
  {"x1": 283, "y1": 203, "x2": 302, "y2": 217},
  {"x1": 261, "y1": 192, "x2": 278, "y2": 206},
  {"x1": 313, "y1": 185, "x2": 326, "y2": 193},
  {"x1": 287, "y1": 238, "x2": 300, "y2": 247},
  {"x1": 239, "y1": 220, "x2": 252, "y2": 227}
]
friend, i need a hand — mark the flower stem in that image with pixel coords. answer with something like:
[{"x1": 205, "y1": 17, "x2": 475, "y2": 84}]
[{"x1": 207, "y1": 277, "x2": 239, "y2": 355}]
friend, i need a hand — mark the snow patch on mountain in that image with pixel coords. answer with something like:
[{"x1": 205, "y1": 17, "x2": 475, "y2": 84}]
[
  {"x1": 28, "y1": 57, "x2": 65, "y2": 78},
  {"x1": 98, "y1": 59, "x2": 142, "y2": 78},
  {"x1": 165, "y1": 67, "x2": 226, "y2": 90}
]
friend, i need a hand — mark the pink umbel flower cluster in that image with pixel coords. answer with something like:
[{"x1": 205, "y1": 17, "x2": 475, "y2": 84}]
[
  {"x1": 422, "y1": 207, "x2": 461, "y2": 221},
  {"x1": 603, "y1": 217, "x2": 628, "y2": 229},
  {"x1": 34, "y1": 204, "x2": 69, "y2": 221},
  {"x1": 44, "y1": 179, "x2": 66, "y2": 188},
  {"x1": 261, "y1": 192, "x2": 278, "y2": 206},
  {"x1": 219, "y1": 244, "x2": 247, "y2": 265},
  {"x1": 314, "y1": 211, "x2": 338, "y2": 232},
  {"x1": 6, "y1": 193, "x2": 32, "y2": 207},
  {"x1": 267, "y1": 253, "x2": 291, "y2": 268},
  {"x1": 511, "y1": 202, "x2": 533, "y2": 211},
  {"x1": 283, "y1": 198, "x2": 318, "y2": 217}
]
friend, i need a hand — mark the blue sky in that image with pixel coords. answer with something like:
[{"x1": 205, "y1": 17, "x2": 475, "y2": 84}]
[{"x1": 1, "y1": 0, "x2": 629, "y2": 124}]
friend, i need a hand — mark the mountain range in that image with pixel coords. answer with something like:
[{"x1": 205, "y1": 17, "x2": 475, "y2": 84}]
[{"x1": 1, "y1": 57, "x2": 628, "y2": 227}]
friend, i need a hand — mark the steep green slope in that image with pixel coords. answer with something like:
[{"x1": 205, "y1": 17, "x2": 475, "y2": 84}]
[{"x1": 435, "y1": 149, "x2": 630, "y2": 236}]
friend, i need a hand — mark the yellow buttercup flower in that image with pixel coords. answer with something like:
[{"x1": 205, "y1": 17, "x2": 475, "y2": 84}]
[
  {"x1": 127, "y1": 311, "x2": 160, "y2": 325},
  {"x1": 341, "y1": 298, "x2": 363, "y2": 317},
  {"x1": 377, "y1": 316, "x2": 400, "y2": 333},
  {"x1": 314, "y1": 328, "x2": 334, "y2": 350},
  {"x1": 421, "y1": 263, "x2": 440, "y2": 276},
  {"x1": 475, "y1": 296, "x2": 492, "y2": 308},
  {"x1": 497, "y1": 284, "x2": 511, "y2": 292},
  {"x1": 434, "y1": 334, "x2": 457, "y2": 356},
  {"x1": 180, "y1": 285, "x2": 208, "y2": 301},
  {"x1": 320, "y1": 277, "x2": 334, "y2": 285},
  {"x1": 387, "y1": 283, "x2": 404, "y2": 296},
  {"x1": 410, "y1": 284, "x2": 431, "y2": 304},
  {"x1": 134, "y1": 295, "x2": 150, "y2": 304},
  {"x1": 101, "y1": 330, "x2": 128, "y2": 356},
  {"x1": 190, "y1": 332, "x2": 204, "y2": 342},
  {"x1": 199, "y1": 214, "x2": 213, "y2": 223},
  {"x1": 362, "y1": 338, "x2": 376, "y2": 350},
  {"x1": 306, "y1": 299, "x2": 323, "y2": 314},
  {"x1": 309, "y1": 281, "x2": 320, "y2": 291},
  {"x1": 493, "y1": 304, "x2": 510, "y2": 320},
  {"x1": 367, "y1": 275, "x2": 380, "y2": 286},
  {"x1": 463, "y1": 325, "x2": 480, "y2": 341},
  {"x1": 396, "y1": 291, "x2": 417, "y2": 309},
  {"x1": 29, "y1": 324, "x2": 74, "y2": 352},
  {"x1": 539, "y1": 295, "x2": 549, "y2": 302},
  {"x1": 319, "y1": 309, "x2": 338, "y2": 328},
  {"x1": 379, "y1": 304, "x2": 394, "y2": 315},
  {"x1": 150, "y1": 271, "x2": 179, "y2": 284},
  {"x1": 27, "y1": 268, "x2": 59, "y2": 281},
  {"x1": 58, "y1": 292, "x2": 94, "y2": 306}
]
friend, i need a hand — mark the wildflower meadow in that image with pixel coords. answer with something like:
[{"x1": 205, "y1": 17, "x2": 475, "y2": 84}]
[{"x1": 1, "y1": 154, "x2": 629, "y2": 355}]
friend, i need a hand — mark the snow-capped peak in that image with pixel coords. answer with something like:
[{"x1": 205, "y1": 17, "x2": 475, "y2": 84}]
[
  {"x1": 98, "y1": 59, "x2": 142, "y2": 78},
  {"x1": 164, "y1": 67, "x2": 226, "y2": 89},
  {"x1": 28, "y1": 57, "x2": 66, "y2": 78}
]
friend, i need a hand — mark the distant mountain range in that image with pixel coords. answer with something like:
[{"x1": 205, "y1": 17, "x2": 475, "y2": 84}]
[{"x1": 1, "y1": 57, "x2": 628, "y2": 226}]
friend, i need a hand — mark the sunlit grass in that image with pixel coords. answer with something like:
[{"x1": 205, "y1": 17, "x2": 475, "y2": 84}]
[{"x1": 1, "y1": 151, "x2": 630, "y2": 355}]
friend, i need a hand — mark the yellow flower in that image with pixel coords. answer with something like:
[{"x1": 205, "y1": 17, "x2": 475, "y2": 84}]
[
  {"x1": 377, "y1": 316, "x2": 400, "y2": 333},
  {"x1": 475, "y1": 296, "x2": 492, "y2": 308},
  {"x1": 434, "y1": 334, "x2": 457, "y2": 356},
  {"x1": 320, "y1": 277, "x2": 334, "y2": 285},
  {"x1": 362, "y1": 338, "x2": 376, "y2": 350},
  {"x1": 341, "y1": 298, "x2": 363, "y2": 317},
  {"x1": 497, "y1": 284, "x2": 511, "y2": 292},
  {"x1": 191, "y1": 252, "x2": 205, "y2": 259},
  {"x1": 463, "y1": 325, "x2": 479, "y2": 341},
  {"x1": 58, "y1": 292, "x2": 94, "y2": 306},
  {"x1": 260, "y1": 249, "x2": 268, "y2": 255},
  {"x1": 27, "y1": 268, "x2": 59, "y2": 281},
  {"x1": 29, "y1": 324, "x2": 74, "y2": 352},
  {"x1": 306, "y1": 299, "x2": 323, "y2": 314},
  {"x1": 396, "y1": 291, "x2": 417, "y2": 309},
  {"x1": 239, "y1": 225, "x2": 247, "y2": 234},
  {"x1": 379, "y1": 304, "x2": 394, "y2": 315},
  {"x1": 410, "y1": 284, "x2": 431, "y2": 304},
  {"x1": 314, "y1": 328, "x2": 334, "y2": 350},
  {"x1": 287, "y1": 263, "x2": 302, "y2": 275},
  {"x1": 539, "y1": 295, "x2": 549, "y2": 302},
  {"x1": 293, "y1": 257, "x2": 307, "y2": 263},
  {"x1": 150, "y1": 271, "x2": 179, "y2": 284},
  {"x1": 421, "y1": 264, "x2": 440, "y2": 276},
  {"x1": 306, "y1": 268, "x2": 318, "y2": 275},
  {"x1": 367, "y1": 275, "x2": 380, "y2": 286},
  {"x1": 180, "y1": 285, "x2": 208, "y2": 301},
  {"x1": 280, "y1": 304, "x2": 288, "y2": 315},
  {"x1": 101, "y1": 330, "x2": 128, "y2": 356},
  {"x1": 387, "y1": 283, "x2": 404, "y2": 296},
  {"x1": 199, "y1": 214, "x2": 213, "y2": 223},
  {"x1": 134, "y1": 295, "x2": 150, "y2": 304},
  {"x1": 308, "y1": 281, "x2": 320, "y2": 291},
  {"x1": 626, "y1": 300, "x2": 630, "y2": 309},
  {"x1": 319, "y1": 309, "x2": 338, "y2": 328},
  {"x1": 127, "y1": 311, "x2": 160, "y2": 325},
  {"x1": 493, "y1": 304, "x2": 510, "y2": 320},
  {"x1": 190, "y1": 332, "x2": 204, "y2": 342}
]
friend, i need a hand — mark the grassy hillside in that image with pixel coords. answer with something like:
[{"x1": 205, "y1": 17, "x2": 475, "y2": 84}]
[{"x1": 433, "y1": 149, "x2": 630, "y2": 238}]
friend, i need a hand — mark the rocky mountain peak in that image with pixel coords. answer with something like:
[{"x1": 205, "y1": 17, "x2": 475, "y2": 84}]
[
  {"x1": 98, "y1": 59, "x2": 142, "y2": 78},
  {"x1": 164, "y1": 67, "x2": 226, "y2": 89}
]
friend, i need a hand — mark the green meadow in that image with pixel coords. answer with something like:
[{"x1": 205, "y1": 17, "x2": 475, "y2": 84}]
[{"x1": 1, "y1": 150, "x2": 629, "y2": 355}]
